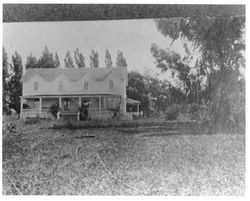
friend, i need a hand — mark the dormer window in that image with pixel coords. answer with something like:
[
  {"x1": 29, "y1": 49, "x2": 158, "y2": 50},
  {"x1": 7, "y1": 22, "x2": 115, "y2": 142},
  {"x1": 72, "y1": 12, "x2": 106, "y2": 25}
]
[
  {"x1": 84, "y1": 81, "x2": 88, "y2": 90},
  {"x1": 109, "y1": 80, "x2": 114, "y2": 90},
  {"x1": 59, "y1": 81, "x2": 63, "y2": 91},
  {"x1": 34, "y1": 81, "x2": 38, "y2": 91}
]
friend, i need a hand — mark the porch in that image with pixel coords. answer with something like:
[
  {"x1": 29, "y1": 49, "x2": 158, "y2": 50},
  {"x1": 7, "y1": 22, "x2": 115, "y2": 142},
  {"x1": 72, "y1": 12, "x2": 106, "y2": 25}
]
[{"x1": 20, "y1": 95, "x2": 123, "y2": 120}]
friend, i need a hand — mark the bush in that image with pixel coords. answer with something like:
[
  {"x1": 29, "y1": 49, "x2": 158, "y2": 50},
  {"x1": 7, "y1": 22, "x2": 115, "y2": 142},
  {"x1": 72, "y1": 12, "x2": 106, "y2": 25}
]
[
  {"x1": 3, "y1": 122, "x2": 17, "y2": 135},
  {"x1": 165, "y1": 104, "x2": 179, "y2": 120},
  {"x1": 24, "y1": 117, "x2": 40, "y2": 125},
  {"x1": 79, "y1": 104, "x2": 89, "y2": 121},
  {"x1": 49, "y1": 103, "x2": 60, "y2": 118}
]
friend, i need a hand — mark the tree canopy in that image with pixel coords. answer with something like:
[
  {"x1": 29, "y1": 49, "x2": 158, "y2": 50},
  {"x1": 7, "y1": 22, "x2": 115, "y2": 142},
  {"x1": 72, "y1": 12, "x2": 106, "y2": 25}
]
[
  {"x1": 74, "y1": 48, "x2": 85, "y2": 68},
  {"x1": 7, "y1": 52, "x2": 23, "y2": 113},
  {"x1": 26, "y1": 47, "x2": 60, "y2": 69},
  {"x1": 89, "y1": 50, "x2": 99, "y2": 68},
  {"x1": 152, "y1": 14, "x2": 245, "y2": 132},
  {"x1": 126, "y1": 71, "x2": 149, "y2": 115},
  {"x1": 116, "y1": 50, "x2": 127, "y2": 67},
  {"x1": 105, "y1": 49, "x2": 113, "y2": 68},
  {"x1": 64, "y1": 50, "x2": 75, "y2": 68}
]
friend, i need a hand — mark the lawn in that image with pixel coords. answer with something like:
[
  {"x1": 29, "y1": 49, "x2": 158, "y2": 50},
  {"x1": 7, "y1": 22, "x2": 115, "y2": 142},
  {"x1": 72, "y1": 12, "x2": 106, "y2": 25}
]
[{"x1": 2, "y1": 117, "x2": 245, "y2": 195}]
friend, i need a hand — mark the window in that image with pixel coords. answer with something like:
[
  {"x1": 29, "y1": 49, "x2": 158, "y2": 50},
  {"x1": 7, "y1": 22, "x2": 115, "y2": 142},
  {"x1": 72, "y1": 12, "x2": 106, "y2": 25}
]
[
  {"x1": 34, "y1": 81, "x2": 38, "y2": 90},
  {"x1": 84, "y1": 81, "x2": 88, "y2": 90},
  {"x1": 109, "y1": 80, "x2": 114, "y2": 90},
  {"x1": 59, "y1": 81, "x2": 63, "y2": 91}
]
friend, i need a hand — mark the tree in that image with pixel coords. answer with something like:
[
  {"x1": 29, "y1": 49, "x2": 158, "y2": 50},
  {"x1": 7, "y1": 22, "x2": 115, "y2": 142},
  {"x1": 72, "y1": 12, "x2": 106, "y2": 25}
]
[
  {"x1": 3, "y1": 47, "x2": 9, "y2": 113},
  {"x1": 64, "y1": 50, "x2": 75, "y2": 68},
  {"x1": 89, "y1": 50, "x2": 99, "y2": 68},
  {"x1": 105, "y1": 49, "x2": 113, "y2": 68},
  {"x1": 7, "y1": 52, "x2": 23, "y2": 113},
  {"x1": 26, "y1": 54, "x2": 38, "y2": 69},
  {"x1": 152, "y1": 15, "x2": 245, "y2": 132},
  {"x1": 127, "y1": 71, "x2": 149, "y2": 116},
  {"x1": 26, "y1": 48, "x2": 59, "y2": 69},
  {"x1": 54, "y1": 52, "x2": 60, "y2": 67},
  {"x1": 74, "y1": 48, "x2": 85, "y2": 68},
  {"x1": 150, "y1": 44, "x2": 203, "y2": 104},
  {"x1": 37, "y1": 46, "x2": 56, "y2": 68},
  {"x1": 116, "y1": 50, "x2": 127, "y2": 67}
]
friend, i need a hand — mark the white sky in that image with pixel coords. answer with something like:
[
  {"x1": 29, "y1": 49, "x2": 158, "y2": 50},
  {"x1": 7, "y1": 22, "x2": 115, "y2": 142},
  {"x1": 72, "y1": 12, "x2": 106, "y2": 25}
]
[{"x1": 3, "y1": 19, "x2": 185, "y2": 80}]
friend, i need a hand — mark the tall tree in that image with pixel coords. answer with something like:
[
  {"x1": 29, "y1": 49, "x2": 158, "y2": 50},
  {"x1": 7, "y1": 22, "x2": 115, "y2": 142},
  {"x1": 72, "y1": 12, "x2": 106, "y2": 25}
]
[
  {"x1": 116, "y1": 50, "x2": 127, "y2": 67},
  {"x1": 54, "y1": 52, "x2": 60, "y2": 67},
  {"x1": 152, "y1": 15, "x2": 245, "y2": 132},
  {"x1": 150, "y1": 44, "x2": 203, "y2": 104},
  {"x1": 89, "y1": 50, "x2": 99, "y2": 68},
  {"x1": 105, "y1": 49, "x2": 113, "y2": 68},
  {"x1": 26, "y1": 54, "x2": 38, "y2": 69},
  {"x1": 64, "y1": 50, "x2": 75, "y2": 68},
  {"x1": 127, "y1": 71, "x2": 149, "y2": 116},
  {"x1": 7, "y1": 52, "x2": 23, "y2": 113},
  {"x1": 37, "y1": 46, "x2": 56, "y2": 68},
  {"x1": 74, "y1": 48, "x2": 85, "y2": 68},
  {"x1": 3, "y1": 47, "x2": 9, "y2": 113}
]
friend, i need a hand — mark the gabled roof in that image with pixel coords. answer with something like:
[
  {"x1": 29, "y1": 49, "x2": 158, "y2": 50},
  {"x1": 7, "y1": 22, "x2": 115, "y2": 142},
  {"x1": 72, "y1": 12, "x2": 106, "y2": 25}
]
[{"x1": 21, "y1": 67, "x2": 127, "y2": 83}]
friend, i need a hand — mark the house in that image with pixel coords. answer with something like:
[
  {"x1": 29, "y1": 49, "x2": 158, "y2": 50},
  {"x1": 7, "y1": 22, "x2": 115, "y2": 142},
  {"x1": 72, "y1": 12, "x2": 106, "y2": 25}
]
[{"x1": 20, "y1": 67, "x2": 140, "y2": 120}]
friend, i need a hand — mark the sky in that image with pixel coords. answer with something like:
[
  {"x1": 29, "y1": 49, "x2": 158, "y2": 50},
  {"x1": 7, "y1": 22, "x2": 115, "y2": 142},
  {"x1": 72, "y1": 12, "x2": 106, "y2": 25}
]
[{"x1": 3, "y1": 19, "x2": 185, "y2": 80}]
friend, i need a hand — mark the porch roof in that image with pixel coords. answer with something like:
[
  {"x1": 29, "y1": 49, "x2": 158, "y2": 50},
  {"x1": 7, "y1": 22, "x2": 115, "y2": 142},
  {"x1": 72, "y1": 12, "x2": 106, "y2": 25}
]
[
  {"x1": 126, "y1": 98, "x2": 140, "y2": 104},
  {"x1": 22, "y1": 94, "x2": 121, "y2": 98}
]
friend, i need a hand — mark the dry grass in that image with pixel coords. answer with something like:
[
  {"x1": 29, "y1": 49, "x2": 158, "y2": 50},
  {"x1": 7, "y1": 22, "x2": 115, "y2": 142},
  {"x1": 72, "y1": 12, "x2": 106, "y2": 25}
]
[{"x1": 2, "y1": 117, "x2": 245, "y2": 195}]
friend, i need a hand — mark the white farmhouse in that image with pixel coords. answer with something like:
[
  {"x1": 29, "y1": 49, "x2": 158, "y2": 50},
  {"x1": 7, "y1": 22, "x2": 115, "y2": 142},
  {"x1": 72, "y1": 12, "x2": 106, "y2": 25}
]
[{"x1": 20, "y1": 67, "x2": 140, "y2": 120}]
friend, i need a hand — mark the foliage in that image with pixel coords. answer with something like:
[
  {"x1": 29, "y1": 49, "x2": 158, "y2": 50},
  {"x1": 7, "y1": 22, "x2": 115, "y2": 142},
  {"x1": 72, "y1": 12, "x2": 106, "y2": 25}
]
[
  {"x1": 49, "y1": 103, "x2": 60, "y2": 118},
  {"x1": 3, "y1": 47, "x2": 9, "y2": 113},
  {"x1": 150, "y1": 44, "x2": 203, "y2": 104},
  {"x1": 153, "y1": 15, "x2": 245, "y2": 132},
  {"x1": 116, "y1": 49, "x2": 127, "y2": 67},
  {"x1": 64, "y1": 50, "x2": 75, "y2": 68},
  {"x1": 105, "y1": 49, "x2": 113, "y2": 68},
  {"x1": 165, "y1": 104, "x2": 179, "y2": 120},
  {"x1": 54, "y1": 52, "x2": 60, "y2": 67},
  {"x1": 25, "y1": 54, "x2": 38, "y2": 69},
  {"x1": 89, "y1": 49, "x2": 99, "y2": 68},
  {"x1": 126, "y1": 71, "x2": 149, "y2": 116},
  {"x1": 24, "y1": 117, "x2": 40, "y2": 125},
  {"x1": 3, "y1": 122, "x2": 17, "y2": 135},
  {"x1": 26, "y1": 47, "x2": 59, "y2": 69},
  {"x1": 38, "y1": 46, "x2": 58, "y2": 68},
  {"x1": 79, "y1": 103, "x2": 89, "y2": 120},
  {"x1": 145, "y1": 73, "x2": 171, "y2": 113},
  {"x1": 7, "y1": 52, "x2": 23, "y2": 113},
  {"x1": 74, "y1": 48, "x2": 85, "y2": 68}
]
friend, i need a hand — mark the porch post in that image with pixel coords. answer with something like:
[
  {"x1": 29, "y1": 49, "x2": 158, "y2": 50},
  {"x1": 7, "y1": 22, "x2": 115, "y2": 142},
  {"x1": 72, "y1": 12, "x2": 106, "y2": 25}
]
[
  {"x1": 20, "y1": 97, "x2": 23, "y2": 119},
  {"x1": 79, "y1": 97, "x2": 81, "y2": 107},
  {"x1": 99, "y1": 96, "x2": 101, "y2": 112},
  {"x1": 59, "y1": 97, "x2": 62, "y2": 108},
  {"x1": 39, "y1": 97, "x2": 42, "y2": 116},
  {"x1": 58, "y1": 97, "x2": 62, "y2": 120},
  {"x1": 137, "y1": 104, "x2": 139, "y2": 113}
]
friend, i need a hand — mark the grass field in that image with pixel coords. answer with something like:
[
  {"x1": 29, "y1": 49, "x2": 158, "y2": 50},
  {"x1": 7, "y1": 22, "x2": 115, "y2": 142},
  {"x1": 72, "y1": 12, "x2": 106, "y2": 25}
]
[{"x1": 2, "y1": 117, "x2": 245, "y2": 195}]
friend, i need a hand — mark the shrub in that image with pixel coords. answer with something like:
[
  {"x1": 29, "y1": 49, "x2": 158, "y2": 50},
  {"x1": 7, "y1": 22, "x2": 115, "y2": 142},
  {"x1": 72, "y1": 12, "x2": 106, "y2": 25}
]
[
  {"x1": 79, "y1": 104, "x2": 89, "y2": 121},
  {"x1": 165, "y1": 104, "x2": 179, "y2": 120},
  {"x1": 188, "y1": 103, "x2": 201, "y2": 121},
  {"x1": 49, "y1": 103, "x2": 60, "y2": 118},
  {"x1": 24, "y1": 117, "x2": 40, "y2": 125},
  {"x1": 3, "y1": 122, "x2": 17, "y2": 135}
]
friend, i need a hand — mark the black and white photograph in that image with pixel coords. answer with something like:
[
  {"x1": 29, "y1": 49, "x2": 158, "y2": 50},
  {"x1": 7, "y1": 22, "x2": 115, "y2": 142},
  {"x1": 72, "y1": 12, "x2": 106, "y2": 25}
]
[{"x1": 1, "y1": 3, "x2": 246, "y2": 196}]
